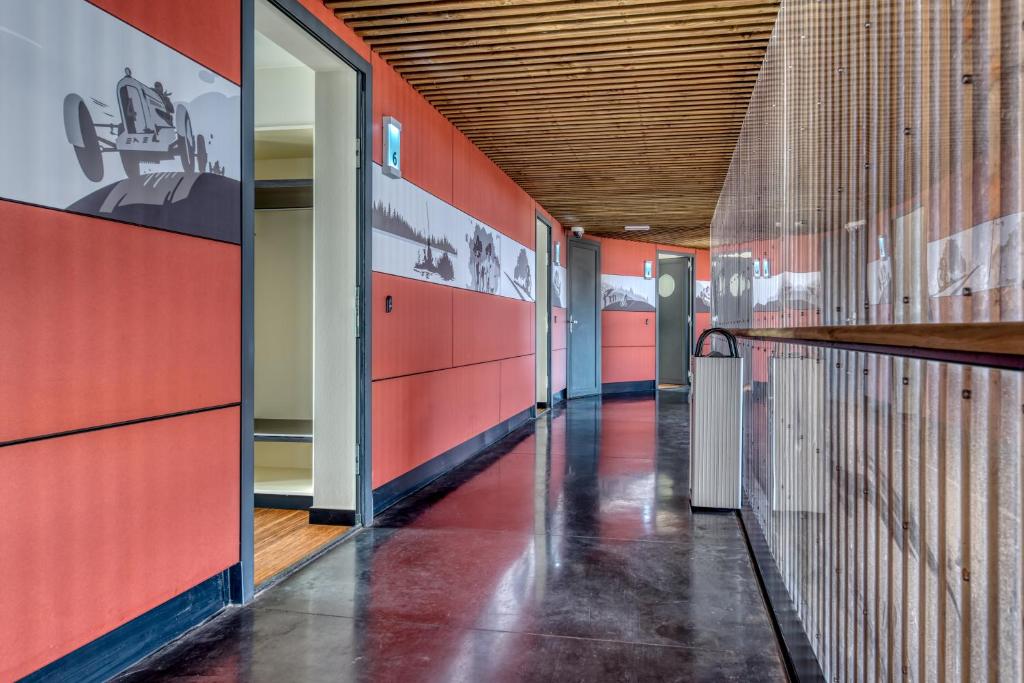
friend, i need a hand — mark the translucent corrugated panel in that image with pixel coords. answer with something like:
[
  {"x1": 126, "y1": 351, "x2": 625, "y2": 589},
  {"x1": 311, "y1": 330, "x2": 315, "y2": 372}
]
[
  {"x1": 710, "y1": 0, "x2": 1022, "y2": 328},
  {"x1": 740, "y1": 340, "x2": 1023, "y2": 681},
  {"x1": 711, "y1": 1, "x2": 1024, "y2": 678}
]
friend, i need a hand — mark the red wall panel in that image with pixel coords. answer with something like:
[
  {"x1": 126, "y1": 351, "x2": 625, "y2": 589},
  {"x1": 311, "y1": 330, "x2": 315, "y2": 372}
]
[
  {"x1": 552, "y1": 348, "x2": 567, "y2": 393},
  {"x1": 372, "y1": 273, "x2": 453, "y2": 380},
  {"x1": 602, "y1": 346, "x2": 656, "y2": 384},
  {"x1": 371, "y1": 363, "x2": 501, "y2": 487},
  {"x1": 0, "y1": 408, "x2": 240, "y2": 681},
  {"x1": 499, "y1": 354, "x2": 535, "y2": 421},
  {"x1": 297, "y1": 0, "x2": 372, "y2": 62},
  {"x1": 598, "y1": 237, "x2": 657, "y2": 276},
  {"x1": 0, "y1": 203, "x2": 240, "y2": 444},
  {"x1": 601, "y1": 311, "x2": 656, "y2": 347},
  {"x1": 452, "y1": 291, "x2": 533, "y2": 366},
  {"x1": 372, "y1": 56, "x2": 454, "y2": 203},
  {"x1": 693, "y1": 249, "x2": 711, "y2": 280},
  {"x1": 452, "y1": 131, "x2": 534, "y2": 246},
  {"x1": 90, "y1": 0, "x2": 241, "y2": 83},
  {"x1": 552, "y1": 306, "x2": 568, "y2": 351}
]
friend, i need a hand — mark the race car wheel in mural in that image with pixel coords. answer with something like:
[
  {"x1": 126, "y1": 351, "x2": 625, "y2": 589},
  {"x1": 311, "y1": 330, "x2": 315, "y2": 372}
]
[
  {"x1": 63, "y1": 95, "x2": 105, "y2": 181},
  {"x1": 63, "y1": 68, "x2": 206, "y2": 180}
]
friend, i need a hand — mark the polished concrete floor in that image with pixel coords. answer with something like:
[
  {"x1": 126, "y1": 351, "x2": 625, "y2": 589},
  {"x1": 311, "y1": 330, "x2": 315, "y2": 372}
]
[{"x1": 118, "y1": 393, "x2": 787, "y2": 682}]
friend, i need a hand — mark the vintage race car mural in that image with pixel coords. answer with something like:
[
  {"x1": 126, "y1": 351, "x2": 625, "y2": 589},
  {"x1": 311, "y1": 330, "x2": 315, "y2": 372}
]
[{"x1": 63, "y1": 67, "x2": 207, "y2": 181}]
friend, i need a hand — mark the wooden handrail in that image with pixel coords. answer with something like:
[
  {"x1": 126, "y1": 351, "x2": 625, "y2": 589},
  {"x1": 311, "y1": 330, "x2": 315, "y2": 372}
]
[{"x1": 728, "y1": 322, "x2": 1024, "y2": 358}]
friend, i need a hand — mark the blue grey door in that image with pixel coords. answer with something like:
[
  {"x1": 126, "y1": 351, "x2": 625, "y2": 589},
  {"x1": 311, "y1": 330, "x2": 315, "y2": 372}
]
[
  {"x1": 657, "y1": 256, "x2": 691, "y2": 385},
  {"x1": 567, "y1": 238, "x2": 601, "y2": 397}
]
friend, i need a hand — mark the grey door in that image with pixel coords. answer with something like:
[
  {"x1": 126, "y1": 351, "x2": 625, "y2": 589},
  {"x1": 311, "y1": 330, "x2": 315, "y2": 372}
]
[
  {"x1": 657, "y1": 257, "x2": 691, "y2": 385},
  {"x1": 567, "y1": 239, "x2": 601, "y2": 397}
]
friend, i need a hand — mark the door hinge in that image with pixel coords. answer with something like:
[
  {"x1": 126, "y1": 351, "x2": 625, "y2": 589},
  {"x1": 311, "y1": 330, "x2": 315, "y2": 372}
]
[
  {"x1": 355, "y1": 138, "x2": 362, "y2": 169},
  {"x1": 354, "y1": 285, "x2": 361, "y2": 337}
]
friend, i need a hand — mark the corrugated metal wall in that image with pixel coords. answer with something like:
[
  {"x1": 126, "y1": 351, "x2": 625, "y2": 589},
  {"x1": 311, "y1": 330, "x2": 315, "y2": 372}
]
[{"x1": 710, "y1": 1, "x2": 1024, "y2": 679}]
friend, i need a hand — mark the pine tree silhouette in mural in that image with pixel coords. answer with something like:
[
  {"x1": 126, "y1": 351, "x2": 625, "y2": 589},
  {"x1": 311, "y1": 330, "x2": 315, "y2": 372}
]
[
  {"x1": 513, "y1": 248, "x2": 532, "y2": 296},
  {"x1": 373, "y1": 200, "x2": 457, "y2": 253},
  {"x1": 413, "y1": 207, "x2": 456, "y2": 281}
]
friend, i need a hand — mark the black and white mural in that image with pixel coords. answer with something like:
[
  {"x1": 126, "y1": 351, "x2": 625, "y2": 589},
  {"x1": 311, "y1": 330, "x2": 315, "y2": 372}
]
[
  {"x1": 695, "y1": 279, "x2": 712, "y2": 313},
  {"x1": 601, "y1": 274, "x2": 656, "y2": 312},
  {"x1": 0, "y1": 0, "x2": 242, "y2": 243},
  {"x1": 372, "y1": 164, "x2": 535, "y2": 301},
  {"x1": 552, "y1": 265, "x2": 566, "y2": 308},
  {"x1": 752, "y1": 271, "x2": 821, "y2": 311},
  {"x1": 926, "y1": 212, "x2": 1021, "y2": 299}
]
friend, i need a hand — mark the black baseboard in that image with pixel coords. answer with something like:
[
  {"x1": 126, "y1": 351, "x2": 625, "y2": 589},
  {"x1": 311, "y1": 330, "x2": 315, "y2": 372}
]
[
  {"x1": 551, "y1": 389, "x2": 567, "y2": 406},
  {"x1": 22, "y1": 567, "x2": 232, "y2": 683},
  {"x1": 601, "y1": 380, "x2": 656, "y2": 396},
  {"x1": 372, "y1": 407, "x2": 533, "y2": 513},
  {"x1": 738, "y1": 505, "x2": 825, "y2": 683},
  {"x1": 309, "y1": 507, "x2": 356, "y2": 526},
  {"x1": 254, "y1": 493, "x2": 312, "y2": 510}
]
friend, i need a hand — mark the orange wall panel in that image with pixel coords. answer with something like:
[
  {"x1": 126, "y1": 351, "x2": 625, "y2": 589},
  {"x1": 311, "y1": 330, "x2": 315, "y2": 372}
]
[
  {"x1": 0, "y1": 408, "x2": 240, "y2": 681},
  {"x1": 90, "y1": 0, "x2": 241, "y2": 83},
  {"x1": 499, "y1": 354, "x2": 535, "y2": 421},
  {"x1": 452, "y1": 291, "x2": 534, "y2": 366},
  {"x1": 552, "y1": 348, "x2": 567, "y2": 393},
  {"x1": 372, "y1": 273, "x2": 453, "y2": 380},
  {"x1": 452, "y1": 131, "x2": 534, "y2": 246},
  {"x1": 598, "y1": 237, "x2": 657, "y2": 276},
  {"x1": 602, "y1": 311, "x2": 656, "y2": 348},
  {"x1": 602, "y1": 346, "x2": 656, "y2": 384},
  {"x1": 371, "y1": 363, "x2": 501, "y2": 487},
  {"x1": 0, "y1": 203, "x2": 240, "y2": 444},
  {"x1": 372, "y1": 56, "x2": 454, "y2": 203},
  {"x1": 552, "y1": 306, "x2": 568, "y2": 351},
  {"x1": 297, "y1": 0, "x2": 372, "y2": 62}
]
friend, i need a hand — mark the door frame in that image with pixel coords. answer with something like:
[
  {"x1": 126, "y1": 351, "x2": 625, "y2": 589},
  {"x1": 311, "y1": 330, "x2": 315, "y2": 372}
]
[
  {"x1": 566, "y1": 237, "x2": 602, "y2": 398},
  {"x1": 655, "y1": 251, "x2": 695, "y2": 390},
  {"x1": 534, "y1": 213, "x2": 553, "y2": 412},
  {"x1": 238, "y1": 0, "x2": 373, "y2": 604}
]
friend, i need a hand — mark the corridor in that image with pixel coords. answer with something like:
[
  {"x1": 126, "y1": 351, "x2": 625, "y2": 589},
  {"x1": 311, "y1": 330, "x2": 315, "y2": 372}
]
[{"x1": 119, "y1": 395, "x2": 786, "y2": 681}]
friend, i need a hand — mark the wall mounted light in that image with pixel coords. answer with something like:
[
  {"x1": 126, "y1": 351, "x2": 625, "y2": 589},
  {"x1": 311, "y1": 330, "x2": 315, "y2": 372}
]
[
  {"x1": 383, "y1": 116, "x2": 402, "y2": 178},
  {"x1": 644, "y1": 260, "x2": 653, "y2": 279}
]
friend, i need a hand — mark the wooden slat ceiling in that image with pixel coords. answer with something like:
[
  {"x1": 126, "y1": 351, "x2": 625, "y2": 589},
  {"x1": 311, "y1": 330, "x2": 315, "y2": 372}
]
[{"x1": 327, "y1": 0, "x2": 780, "y2": 247}]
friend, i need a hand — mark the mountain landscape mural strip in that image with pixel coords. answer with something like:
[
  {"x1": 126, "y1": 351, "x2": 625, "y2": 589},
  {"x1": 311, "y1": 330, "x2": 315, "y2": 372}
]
[{"x1": 372, "y1": 163, "x2": 535, "y2": 302}]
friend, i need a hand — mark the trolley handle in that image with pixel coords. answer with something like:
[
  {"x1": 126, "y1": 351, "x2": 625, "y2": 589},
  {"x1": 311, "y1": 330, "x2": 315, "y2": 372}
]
[{"x1": 693, "y1": 327, "x2": 739, "y2": 358}]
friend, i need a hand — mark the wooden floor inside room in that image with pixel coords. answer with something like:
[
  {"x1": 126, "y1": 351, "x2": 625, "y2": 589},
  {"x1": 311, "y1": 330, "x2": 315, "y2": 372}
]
[{"x1": 254, "y1": 508, "x2": 349, "y2": 586}]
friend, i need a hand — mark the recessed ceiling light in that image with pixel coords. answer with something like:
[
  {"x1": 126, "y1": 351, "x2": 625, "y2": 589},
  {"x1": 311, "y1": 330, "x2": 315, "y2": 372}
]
[{"x1": 624, "y1": 225, "x2": 651, "y2": 232}]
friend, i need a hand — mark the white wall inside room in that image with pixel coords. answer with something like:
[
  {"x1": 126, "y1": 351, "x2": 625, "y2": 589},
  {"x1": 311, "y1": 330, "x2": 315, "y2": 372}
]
[
  {"x1": 254, "y1": 209, "x2": 313, "y2": 420},
  {"x1": 312, "y1": 67, "x2": 358, "y2": 513}
]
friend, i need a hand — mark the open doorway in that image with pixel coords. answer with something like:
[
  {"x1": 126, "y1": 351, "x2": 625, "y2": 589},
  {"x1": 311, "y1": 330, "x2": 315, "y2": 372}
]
[
  {"x1": 535, "y1": 216, "x2": 552, "y2": 413},
  {"x1": 250, "y1": 0, "x2": 361, "y2": 588},
  {"x1": 656, "y1": 253, "x2": 694, "y2": 390}
]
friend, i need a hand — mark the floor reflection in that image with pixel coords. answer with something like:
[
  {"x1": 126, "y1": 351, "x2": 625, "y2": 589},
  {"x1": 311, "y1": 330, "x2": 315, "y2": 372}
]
[{"x1": 119, "y1": 394, "x2": 786, "y2": 682}]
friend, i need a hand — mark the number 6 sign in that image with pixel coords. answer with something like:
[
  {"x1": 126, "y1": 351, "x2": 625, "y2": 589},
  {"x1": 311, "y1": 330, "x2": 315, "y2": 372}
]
[{"x1": 383, "y1": 116, "x2": 402, "y2": 178}]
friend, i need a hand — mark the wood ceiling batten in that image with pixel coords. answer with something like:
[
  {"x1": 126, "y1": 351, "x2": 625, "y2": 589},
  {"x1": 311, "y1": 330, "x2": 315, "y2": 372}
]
[{"x1": 328, "y1": 0, "x2": 779, "y2": 247}]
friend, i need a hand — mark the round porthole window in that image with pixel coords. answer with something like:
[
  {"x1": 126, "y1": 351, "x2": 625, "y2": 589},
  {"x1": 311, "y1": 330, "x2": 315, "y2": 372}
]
[{"x1": 658, "y1": 273, "x2": 676, "y2": 298}]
